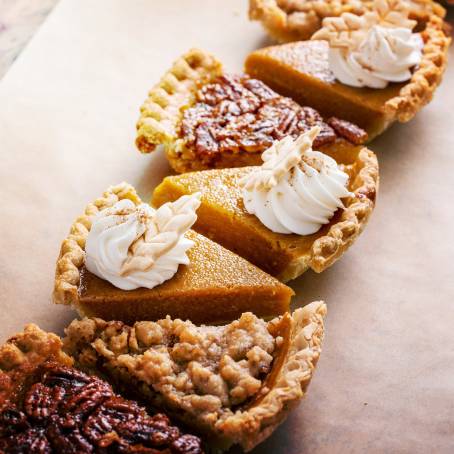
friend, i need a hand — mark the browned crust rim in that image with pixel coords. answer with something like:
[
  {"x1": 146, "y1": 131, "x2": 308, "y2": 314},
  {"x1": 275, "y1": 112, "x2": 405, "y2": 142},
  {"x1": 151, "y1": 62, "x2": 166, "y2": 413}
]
[
  {"x1": 63, "y1": 302, "x2": 326, "y2": 452},
  {"x1": 52, "y1": 183, "x2": 142, "y2": 306},
  {"x1": 309, "y1": 147, "x2": 379, "y2": 273},
  {"x1": 0, "y1": 324, "x2": 73, "y2": 374},
  {"x1": 384, "y1": 16, "x2": 451, "y2": 123},
  {"x1": 220, "y1": 301, "x2": 326, "y2": 451},
  {"x1": 276, "y1": 146, "x2": 378, "y2": 281},
  {"x1": 136, "y1": 48, "x2": 223, "y2": 154},
  {"x1": 248, "y1": 0, "x2": 446, "y2": 43}
]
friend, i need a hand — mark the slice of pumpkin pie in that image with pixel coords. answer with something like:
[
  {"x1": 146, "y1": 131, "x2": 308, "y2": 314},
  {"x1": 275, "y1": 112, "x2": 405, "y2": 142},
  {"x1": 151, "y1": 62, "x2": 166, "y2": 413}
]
[
  {"x1": 153, "y1": 127, "x2": 378, "y2": 281},
  {"x1": 53, "y1": 183, "x2": 293, "y2": 324},
  {"x1": 246, "y1": 0, "x2": 450, "y2": 139},
  {"x1": 63, "y1": 301, "x2": 326, "y2": 451}
]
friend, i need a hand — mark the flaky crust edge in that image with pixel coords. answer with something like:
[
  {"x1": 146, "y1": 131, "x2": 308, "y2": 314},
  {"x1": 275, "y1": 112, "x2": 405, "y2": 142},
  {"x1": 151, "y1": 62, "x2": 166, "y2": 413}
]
[
  {"x1": 280, "y1": 147, "x2": 379, "y2": 281},
  {"x1": 52, "y1": 183, "x2": 142, "y2": 307},
  {"x1": 220, "y1": 301, "x2": 326, "y2": 451},
  {"x1": 136, "y1": 48, "x2": 223, "y2": 154},
  {"x1": 384, "y1": 16, "x2": 451, "y2": 123},
  {"x1": 249, "y1": 0, "x2": 446, "y2": 43},
  {"x1": 0, "y1": 324, "x2": 73, "y2": 373}
]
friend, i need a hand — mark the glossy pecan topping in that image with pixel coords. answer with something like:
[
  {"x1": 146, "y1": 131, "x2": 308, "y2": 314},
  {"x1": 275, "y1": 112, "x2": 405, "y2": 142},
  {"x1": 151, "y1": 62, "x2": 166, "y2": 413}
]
[
  {"x1": 0, "y1": 362, "x2": 203, "y2": 453},
  {"x1": 327, "y1": 117, "x2": 368, "y2": 145},
  {"x1": 180, "y1": 74, "x2": 366, "y2": 161}
]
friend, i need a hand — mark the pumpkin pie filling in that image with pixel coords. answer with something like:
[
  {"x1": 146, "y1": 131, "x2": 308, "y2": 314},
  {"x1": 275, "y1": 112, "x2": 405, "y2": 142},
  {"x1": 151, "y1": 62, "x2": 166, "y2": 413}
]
[
  {"x1": 152, "y1": 141, "x2": 379, "y2": 281},
  {"x1": 54, "y1": 183, "x2": 293, "y2": 324},
  {"x1": 246, "y1": 40, "x2": 406, "y2": 139},
  {"x1": 246, "y1": 6, "x2": 451, "y2": 139}
]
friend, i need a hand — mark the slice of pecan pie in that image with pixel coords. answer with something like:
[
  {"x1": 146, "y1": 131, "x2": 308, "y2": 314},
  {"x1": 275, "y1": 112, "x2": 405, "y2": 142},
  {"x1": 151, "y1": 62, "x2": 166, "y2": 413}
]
[
  {"x1": 135, "y1": 48, "x2": 368, "y2": 173},
  {"x1": 53, "y1": 182, "x2": 293, "y2": 324},
  {"x1": 63, "y1": 302, "x2": 326, "y2": 452},
  {"x1": 0, "y1": 324, "x2": 203, "y2": 453}
]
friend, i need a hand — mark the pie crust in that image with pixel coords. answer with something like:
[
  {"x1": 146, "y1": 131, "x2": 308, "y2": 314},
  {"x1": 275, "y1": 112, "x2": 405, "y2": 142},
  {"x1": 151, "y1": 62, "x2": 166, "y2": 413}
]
[
  {"x1": 63, "y1": 301, "x2": 327, "y2": 452},
  {"x1": 249, "y1": 0, "x2": 446, "y2": 42},
  {"x1": 53, "y1": 182, "x2": 293, "y2": 324},
  {"x1": 0, "y1": 325, "x2": 203, "y2": 453},
  {"x1": 135, "y1": 49, "x2": 368, "y2": 173},
  {"x1": 152, "y1": 144, "x2": 378, "y2": 281},
  {"x1": 245, "y1": 13, "x2": 450, "y2": 139},
  {"x1": 0, "y1": 324, "x2": 73, "y2": 375}
]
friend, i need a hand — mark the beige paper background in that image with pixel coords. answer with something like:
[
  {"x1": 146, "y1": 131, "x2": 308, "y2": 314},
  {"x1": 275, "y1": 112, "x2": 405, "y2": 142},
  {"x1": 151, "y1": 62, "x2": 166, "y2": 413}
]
[{"x1": 0, "y1": 0, "x2": 453, "y2": 452}]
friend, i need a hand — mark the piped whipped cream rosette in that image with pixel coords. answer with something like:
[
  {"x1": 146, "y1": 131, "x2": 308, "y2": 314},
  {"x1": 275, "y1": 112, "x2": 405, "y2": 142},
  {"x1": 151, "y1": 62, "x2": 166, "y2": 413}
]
[
  {"x1": 312, "y1": 0, "x2": 424, "y2": 89},
  {"x1": 85, "y1": 193, "x2": 201, "y2": 290},
  {"x1": 241, "y1": 127, "x2": 353, "y2": 235}
]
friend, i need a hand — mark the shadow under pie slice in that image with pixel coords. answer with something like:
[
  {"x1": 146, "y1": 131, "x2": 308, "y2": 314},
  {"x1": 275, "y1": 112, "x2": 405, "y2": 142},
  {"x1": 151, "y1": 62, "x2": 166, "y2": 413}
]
[
  {"x1": 135, "y1": 48, "x2": 369, "y2": 173},
  {"x1": 53, "y1": 182, "x2": 293, "y2": 324},
  {"x1": 152, "y1": 141, "x2": 378, "y2": 282},
  {"x1": 0, "y1": 324, "x2": 204, "y2": 453},
  {"x1": 246, "y1": 13, "x2": 450, "y2": 139},
  {"x1": 63, "y1": 302, "x2": 326, "y2": 452},
  {"x1": 248, "y1": 0, "x2": 446, "y2": 43}
]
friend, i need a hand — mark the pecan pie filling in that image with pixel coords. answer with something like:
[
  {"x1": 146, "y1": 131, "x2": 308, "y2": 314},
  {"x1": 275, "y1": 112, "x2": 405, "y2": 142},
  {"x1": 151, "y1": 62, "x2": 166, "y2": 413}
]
[
  {"x1": 0, "y1": 361, "x2": 204, "y2": 453},
  {"x1": 179, "y1": 74, "x2": 367, "y2": 162}
]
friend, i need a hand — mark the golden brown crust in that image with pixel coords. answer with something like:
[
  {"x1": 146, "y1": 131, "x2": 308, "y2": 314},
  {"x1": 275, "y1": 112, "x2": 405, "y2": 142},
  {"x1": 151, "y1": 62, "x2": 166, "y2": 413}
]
[
  {"x1": 0, "y1": 324, "x2": 73, "y2": 373},
  {"x1": 53, "y1": 183, "x2": 142, "y2": 306},
  {"x1": 280, "y1": 147, "x2": 379, "y2": 281},
  {"x1": 249, "y1": 0, "x2": 446, "y2": 42},
  {"x1": 136, "y1": 48, "x2": 223, "y2": 154},
  {"x1": 384, "y1": 16, "x2": 451, "y2": 123},
  {"x1": 219, "y1": 301, "x2": 326, "y2": 451},
  {"x1": 63, "y1": 302, "x2": 326, "y2": 452}
]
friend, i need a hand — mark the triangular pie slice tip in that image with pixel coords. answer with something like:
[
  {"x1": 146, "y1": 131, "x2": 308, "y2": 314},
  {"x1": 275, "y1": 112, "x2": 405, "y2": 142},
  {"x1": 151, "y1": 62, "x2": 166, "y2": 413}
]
[{"x1": 53, "y1": 182, "x2": 293, "y2": 325}]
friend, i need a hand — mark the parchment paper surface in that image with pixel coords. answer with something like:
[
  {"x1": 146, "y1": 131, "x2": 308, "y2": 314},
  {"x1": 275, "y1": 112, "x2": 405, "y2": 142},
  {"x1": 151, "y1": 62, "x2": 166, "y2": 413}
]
[{"x1": 0, "y1": 1, "x2": 453, "y2": 452}]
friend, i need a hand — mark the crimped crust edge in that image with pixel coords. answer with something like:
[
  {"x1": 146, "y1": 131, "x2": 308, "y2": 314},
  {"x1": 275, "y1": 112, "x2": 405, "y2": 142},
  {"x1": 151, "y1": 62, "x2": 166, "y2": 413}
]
[
  {"x1": 221, "y1": 301, "x2": 327, "y2": 451},
  {"x1": 384, "y1": 16, "x2": 451, "y2": 123},
  {"x1": 52, "y1": 183, "x2": 142, "y2": 306},
  {"x1": 136, "y1": 48, "x2": 223, "y2": 154},
  {"x1": 279, "y1": 146, "x2": 379, "y2": 281}
]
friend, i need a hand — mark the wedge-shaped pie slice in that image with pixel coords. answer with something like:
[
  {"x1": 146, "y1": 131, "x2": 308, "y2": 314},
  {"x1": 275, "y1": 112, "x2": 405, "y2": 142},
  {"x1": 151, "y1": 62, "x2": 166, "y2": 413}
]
[
  {"x1": 246, "y1": 6, "x2": 450, "y2": 139},
  {"x1": 53, "y1": 183, "x2": 293, "y2": 324},
  {"x1": 0, "y1": 324, "x2": 203, "y2": 453},
  {"x1": 249, "y1": 0, "x2": 446, "y2": 42},
  {"x1": 152, "y1": 137, "x2": 378, "y2": 282},
  {"x1": 63, "y1": 302, "x2": 326, "y2": 451},
  {"x1": 136, "y1": 48, "x2": 369, "y2": 173}
]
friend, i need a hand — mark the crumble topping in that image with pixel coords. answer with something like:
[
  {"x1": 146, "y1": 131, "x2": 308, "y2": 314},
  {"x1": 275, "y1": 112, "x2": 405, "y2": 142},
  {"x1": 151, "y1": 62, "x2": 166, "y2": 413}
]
[
  {"x1": 0, "y1": 361, "x2": 203, "y2": 453},
  {"x1": 64, "y1": 314, "x2": 281, "y2": 427},
  {"x1": 179, "y1": 74, "x2": 366, "y2": 162}
]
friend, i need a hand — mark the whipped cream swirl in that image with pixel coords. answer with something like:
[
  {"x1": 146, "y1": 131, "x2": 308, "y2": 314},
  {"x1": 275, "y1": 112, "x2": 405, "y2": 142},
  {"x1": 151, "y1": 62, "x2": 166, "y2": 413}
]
[
  {"x1": 329, "y1": 26, "x2": 423, "y2": 89},
  {"x1": 85, "y1": 194, "x2": 201, "y2": 290},
  {"x1": 241, "y1": 127, "x2": 352, "y2": 235},
  {"x1": 312, "y1": 0, "x2": 424, "y2": 89}
]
